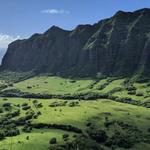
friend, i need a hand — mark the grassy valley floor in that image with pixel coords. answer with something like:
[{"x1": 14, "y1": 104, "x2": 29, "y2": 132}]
[{"x1": 0, "y1": 74, "x2": 149, "y2": 150}]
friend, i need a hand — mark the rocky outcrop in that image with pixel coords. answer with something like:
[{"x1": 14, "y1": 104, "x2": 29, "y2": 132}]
[{"x1": 1, "y1": 8, "x2": 150, "y2": 77}]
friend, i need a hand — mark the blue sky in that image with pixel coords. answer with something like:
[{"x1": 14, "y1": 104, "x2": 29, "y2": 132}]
[{"x1": 0, "y1": 0, "x2": 150, "y2": 48}]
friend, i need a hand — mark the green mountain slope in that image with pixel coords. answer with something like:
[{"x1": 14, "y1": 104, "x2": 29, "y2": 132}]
[{"x1": 1, "y1": 8, "x2": 150, "y2": 77}]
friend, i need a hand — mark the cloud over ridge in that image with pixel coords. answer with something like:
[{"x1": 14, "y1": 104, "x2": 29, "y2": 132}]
[{"x1": 0, "y1": 33, "x2": 20, "y2": 48}]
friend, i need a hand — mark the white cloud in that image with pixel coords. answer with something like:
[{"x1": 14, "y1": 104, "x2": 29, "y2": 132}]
[
  {"x1": 41, "y1": 9, "x2": 70, "y2": 15},
  {"x1": 0, "y1": 33, "x2": 20, "y2": 49}
]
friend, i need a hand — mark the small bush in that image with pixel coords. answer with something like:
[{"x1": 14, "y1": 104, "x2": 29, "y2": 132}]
[
  {"x1": 86, "y1": 122, "x2": 92, "y2": 127},
  {"x1": 88, "y1": 130, "x2": 108, "y2": 143},
  {"x1": 126, "y1": 85, "x2": 136, "y2": 91},
  {"x1": 27, "y1": 86, "x2": 32, "y2": 89},
  {"x1": 26, "y1": 136, "x2": 29, "y2": 140},
  {"x1": 36, "y1": 103, "x2": 43, "y2": 108},
  {"x1": 50, "y1": 138, "x2": 57, "y2": 144},
  {"x1": 22, "y1": 103, "x2": 28, "y2": 107},
  {"x1": 37, "y1": 111, "x2": 41, "y2": 115},
  {"x1": 22, "y1": 125, "x2": 32, "y2": 133},
  {"x1": 128, "y1": 90, "x2": 136, "y2": 95},
  {"x1": 68, "y1": 101, "x2": 79, "y2": 107},
  {"x1": 0, "y1": 108, "x2": 3, "y2": 113},
  {"x1": 136, "y1": 91, "x2": 144, "y2": 96},
  {"x1": 22, "y1": 106, "x2": 31, "y2": 110},
  {"x1": 49, "y1": 101, "x2": 67, "y2": 107},
  {"x1": 69, "y1": 80, "x2": 76, "y2": 83},
  {"x1": 3, "y1": 103, "x2": 11, "y2": 107},
  {"x1": 63, "y1": 134, "x2": 69, "y2": 139},
  {"x1": 33, "y1": 100, "x2": 38, "y2": 104}
]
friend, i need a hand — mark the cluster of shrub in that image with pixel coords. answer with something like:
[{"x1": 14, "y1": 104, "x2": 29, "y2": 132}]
[
  {"x1": 0, "y1": 71, "x2": 35, "y2": 83},
  {"x1": 107, "y1": 87, "x2": 123, "y2": 95},
  {"x1": 135, "y1": 77, "x2": 149, "y2": 83},
  {"x1": 16, "y1": 108, "x2": 41, "y2": 126},
  {"x1": 0, "y1": 84, "x2": 8, "y2": 91},
  {"x1": 0, "y1": 126, "x2": 20, "y2": 140},
  {"x1": 49, "y1": 101, "x2": 79, "y2": 107},
  {"x1": 49, "y1": 134, "x2": 104, "y2": 150},
  {"x1": 123, "y1": 79, "x2": 145, "y2": 97},
  {"x1": 0, "y1": 103, "x2": 21, "y2": 140},
  {"x1": 87, "y1": 80, "x2": 99, "y2": 89},
  {"x1": 0, "y1": 88, "x2": 106, "y2": 100},
  {"x1": 0, "y1": 100, "x2": 44, "y2": 140},
  {"x1": 86, "y1": 119, "x2": 143, "y2": 149},
  {"x1": 0, "y1": 89, "x2": 25, "y2": 97},
  {"x1": 21, "y1": 102, "x2": 31, "y2": 110},
  {"x1": 141, "y1": 101, "x2": 150, "y2": 108},
  {"x1": 96, "y1": 82, "x2": 110, "y2": 90},
  {"x1": 95, "y1": 78, "x2": 115, "y2": 91},
  {"x1": 0, "y1": 85, "x2": 149, "y2": 108},
  {"x1": 49, "y1": 133, "x2": 71, "y2": 145},
  {"x1": 49, "y1": 101, "x2": 67, "y2": 107},
  {"x1": 49, "y1": 126, "x2": 139, "y2": 150},
  {"x1": 31, "y1": 123, "x2": 82, "y2": 133}
]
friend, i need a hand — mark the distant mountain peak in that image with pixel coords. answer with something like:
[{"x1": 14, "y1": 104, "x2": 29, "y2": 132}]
[
  {"x1": 45, "y1": 25, "x2": 68, "y2": 34},
  {"x1": 114, "y1": 10, "x2": 129, "y2": 16},
  {"x1": 50, "y1": 25, "x2": 62, "y2": 30},
  {"x1": 134, "y1": 8, "x2": 150, "y2": 13}
]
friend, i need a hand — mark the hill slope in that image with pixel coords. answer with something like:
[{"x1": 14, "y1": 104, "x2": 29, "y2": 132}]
[{"x1": 1, "y1": 8, "x2": 150, "y2": 77}]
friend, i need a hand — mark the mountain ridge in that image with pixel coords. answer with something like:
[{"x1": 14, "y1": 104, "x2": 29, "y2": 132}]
[{"x1": 1, "y1": 8, "x2": 150, "y2": 77}]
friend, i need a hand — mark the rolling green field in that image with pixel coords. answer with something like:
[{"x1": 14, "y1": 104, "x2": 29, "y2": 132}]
[
  {"x1": 3, "y1": 75, "x2": 150, "y2": 103},
  {"x1": 3, "y1": 76, "x2": 93, "y2": 94},
  {"x1": 0, "y1": 75, "x2": 149, "y2": 150},
  {"x1": 0, "y1": 129, "x2": 76, "y2": 150}
]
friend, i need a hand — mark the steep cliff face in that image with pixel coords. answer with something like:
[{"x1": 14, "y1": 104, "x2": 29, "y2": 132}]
[{"x1": 1, "y1": 8, "x2": 150, "y2": 77}]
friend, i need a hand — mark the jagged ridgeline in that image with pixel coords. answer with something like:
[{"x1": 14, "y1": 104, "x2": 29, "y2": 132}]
[{"x1": 1, "y1": 8, "x2": 150, "y2": 77}]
